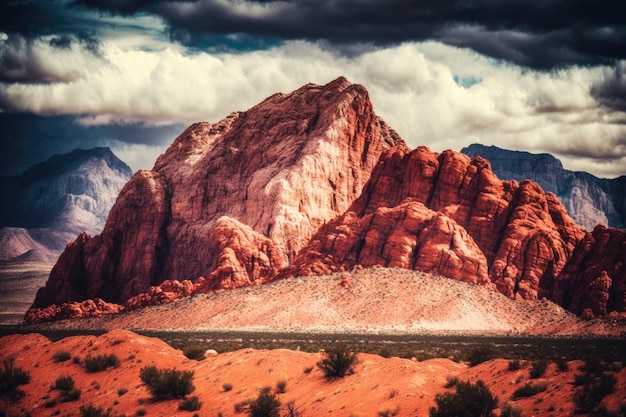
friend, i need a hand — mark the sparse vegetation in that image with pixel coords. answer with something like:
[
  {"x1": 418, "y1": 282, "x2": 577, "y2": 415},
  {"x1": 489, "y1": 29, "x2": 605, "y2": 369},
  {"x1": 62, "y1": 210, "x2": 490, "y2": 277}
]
[
  {"x1": 500, "y1": 402, "x2": 523, "y2": 417},
  {"x1": 529, "y1": 360, "x2": 548, "y2": 378},
  {"x1": 84, "y1": 353, "x2": 120, "y2": 372},
  {"x1": 179, "y1": 395, "x2": 202, "y2": 411},
  {"x1": 555, "y1": 357, "x2": 569, "y2": 371},
  {"x1": 573, "y1": 372, "x2": 617, "y2": 414},
  {"x1": 249, "y1": 390, "x2": 281, "y2": 417},
  {"x1": 275, "y1": 378, "x2": 287, "y2": 393},
  {"x1": 316, "y1": 345, "x2": 358, "y2": 379},
  {"x1": 508, "y1": 360, "x2": 522, "y2": 371},
  {"x1": 466, "y1": 346, "x2": 494, "y2": 366},
  {"x1": 51, "y1": 375, "x2": 75, "y2": 392},
  {"x1": 512, "y1": 381, "x2": 548, "y2": 399},
  {"x1": 136, "y1": 407, "x2": 147, "y2": 416},
  {"x1": 139, "y1": 365, "x2": 195, "y2": 400},
  {"x1": 234, "y1": 398, "x2": 253, "y2": 413},
  {"x1": 222, "y1": 382, "x2": 233, "y2": 392},
  {"x1": 182, "y1": 345, "x2": 206, "y2": 361},
  {"x1": 79, "y1": 404, "x2": 112, "y2": 417},
  {"x1": 444, "y1": 375, "x2": 459, "y2": 388},
  {"x1": 429, "y1": 379, "x2": 498, "y2": 417},
  {"x1": 0, "y1": 357, "x2": 31, "y2": 400},
  {"x1": 118, "y1": 387, "x2": 128, "y2": 396},
  {"x1": 53, "y1": 350, "x2": 71, "y2": 363}
]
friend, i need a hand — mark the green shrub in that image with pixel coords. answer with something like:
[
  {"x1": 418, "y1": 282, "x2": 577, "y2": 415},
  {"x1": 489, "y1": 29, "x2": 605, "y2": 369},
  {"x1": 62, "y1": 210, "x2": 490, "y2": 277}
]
[
  {"x1": 467, "y1": 346, "x2": 494, "y2": 367},
  {"x1": 316, "y1": 346, "x2": 358, "y2": 379},
  {"x1": 249, "y1": 390, "x2": 281, "y2": 417},
  {"x1": 84, "y1": 354, "x2": 120, "y2": 372},
  {"x1": 508, "y1": 360, "x2": 522, "y2": 371},
  {"x1": 53, "y1": 350, "x2": 71, "y2": 363},
  {"x1": 500, "y1": 402, "x2": 523, "y2": 417},
  {"x1": 512, "y1": 381, "x2": 548, "y2": 399},
  {"x1": 182, "y1": 346, "x2": 206, "y2": 361},
  {"x1": 429, "y1": 380, "x2": 498, "y2": 417},
  {"x1": 51, "y1": 375, "x2": 75, "y2": 392},
  {"x1": 79, "y1": 404, "x2": 111, "y2": 417},
  {"x1": 0, "y1": 357, "x2": 31, "y2": 399},
  {"x1": 529, "y1": 360, "x2": 548, "y2": 378},
  {"x1": 139, "y1": 365, "x2": 195, "y2": 400}
]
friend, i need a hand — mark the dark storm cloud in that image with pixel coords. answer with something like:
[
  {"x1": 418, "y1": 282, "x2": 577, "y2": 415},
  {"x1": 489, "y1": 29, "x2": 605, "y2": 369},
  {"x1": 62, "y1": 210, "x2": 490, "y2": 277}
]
[
  {"x1": 70, "y1": 0, "x2": 626, "y2": 69},
  {"x1": 0, "y1": 113, "x2": 183, "y2": 175},
  {"x1": 591, "y1": 63, "x2": 626, "y2": 113}
]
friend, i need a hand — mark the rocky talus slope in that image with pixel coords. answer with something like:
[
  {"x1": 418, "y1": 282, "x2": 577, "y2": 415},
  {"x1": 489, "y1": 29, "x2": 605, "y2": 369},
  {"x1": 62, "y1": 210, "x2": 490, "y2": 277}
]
[{"x1": 25, "y1": 78, "x2": 626, "y2": 323}]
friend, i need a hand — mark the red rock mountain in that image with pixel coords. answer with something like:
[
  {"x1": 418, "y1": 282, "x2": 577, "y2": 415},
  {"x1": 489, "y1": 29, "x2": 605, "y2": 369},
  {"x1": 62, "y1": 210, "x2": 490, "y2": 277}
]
[
  {"x1": 26, "y1": 78, "x2": 626, "y2": 323},
  {"x1": 286, "y1": 146, "x2": 626, "y2": 317},
  {"x1": 29, "y1": 77, "x2": 406, "y2": 313}
]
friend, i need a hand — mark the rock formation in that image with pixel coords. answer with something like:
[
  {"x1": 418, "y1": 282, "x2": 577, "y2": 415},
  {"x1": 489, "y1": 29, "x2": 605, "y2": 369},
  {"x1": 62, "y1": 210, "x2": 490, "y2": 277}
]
[
  {"x1": 462, "y1": 144, "x2": 626, "y2": 230},
  {"x1": 0, "y1": 147, "x2": 132, "y2": 261},
  {"x1": 29, "y1": 77, "x2": 407, "y2": 314},
  {"x1": 287, "y1": 146, "x2": 626, "y2": 316}
]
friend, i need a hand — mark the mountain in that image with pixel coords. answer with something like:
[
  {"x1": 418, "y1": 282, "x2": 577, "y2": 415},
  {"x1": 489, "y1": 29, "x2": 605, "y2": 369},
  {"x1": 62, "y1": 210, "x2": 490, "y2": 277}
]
[
  {"x1": 29, "y1": 77, "x2": 406, "y2": 311},
  {"x1": 461, "y1": 144, "x2": 626, "y2": 230},
  {"x1": 0, "y1": 147, "x2": 132, "y2": 261},
  {"x1": 25, "y1": 78, "x2": 626, "y2": 323}
]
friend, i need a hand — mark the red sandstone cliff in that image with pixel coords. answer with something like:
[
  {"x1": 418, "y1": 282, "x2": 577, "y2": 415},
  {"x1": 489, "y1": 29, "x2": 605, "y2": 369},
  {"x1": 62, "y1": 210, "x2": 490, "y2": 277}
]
[
  {"x1": 29, "y1": 77, "x2": 407, "y2": 312},
  {"x1": 285, "y1": 147, "x2": 626, "y2": 316}
]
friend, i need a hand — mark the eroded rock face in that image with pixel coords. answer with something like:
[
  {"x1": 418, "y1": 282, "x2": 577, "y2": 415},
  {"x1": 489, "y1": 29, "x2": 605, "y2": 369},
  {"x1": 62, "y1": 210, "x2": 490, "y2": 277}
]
[
  {"x1": 288, "y1": 146, "x2": 626, "y2": 315},
  {"x1": 29, "y1": 77, "x2": 407, "y2": 315}
]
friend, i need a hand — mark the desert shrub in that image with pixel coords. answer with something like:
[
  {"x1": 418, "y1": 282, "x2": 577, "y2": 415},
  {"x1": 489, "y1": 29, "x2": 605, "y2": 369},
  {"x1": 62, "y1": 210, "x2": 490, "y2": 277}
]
[
  {"x1": 222, "y1": 382, "x2": 233, "y2": 392},
  {"x1": 118, "y1": 387, "x2": 128, "y2": 396},
  {"x1": 53, "y1": 350, "x2": 71, "y2": 363},
  {"x1": 303, "y1": 366, "x2": 313, "y2": 374},
  {"x1": 234, "y1": 398, "x2": 252, "y2": 412},
  {"x1": 275, "y1": 379, "x2": 287, "y2": 393},
  {"x1": 429, "y1": 379, "x2": 498, "y2": 417},
  {"x1": 508, "y1": 360, "x2": 522, "y2": 371},
  {"x1": 555, "y1": 357, "x2": 570, "y2": 371},
  {"x1": 84, "y1": 353, "x2": 120, "y2": 372},
  {"x1": 136, "y1": 408, "x2": 147, "y2": 416},
  {"x1": 573, "y1": 372, "x2": 617, "y2": 414},
  {"x1": 73, "y1": 356, "x2": 82, "y2": 364},
  {"x1": 51, "y1": 375, "x2": 75, "y2": 392},
  {"x1": 79, "y1": 404, "x2": 111, "y2": 417},
  {"x1": 179, "y1": 395, "x2": 202, "y2": 411},
  {"x1": 466, "y1": 346, "x2": 494, "y2": 367},
  {"x1": 183, "y1": 345, "x2": 206, "y2": 361},
  {"x1": 574, "y1": 372, "x2": 595, "y2": 386},
  {"x1": 0, "y1": 357, "x2": 31, "y2": 399},
  {"x1": 63, "y1": 388, "x2": 81, "y2": 402},
  {"x1": 316, "y1": 346, "x2": 358, "y2": 379},
  {"x1": 512, "y1": 381, "x2": 548, "y2": 399},
  {"x1": 500, "y1": 402, "x2": 523, "y2": 417},
  {"x1": 249, "y1": 390, "x2": 281, "y2": 417},
  {"x1": 139, "y1": 365, "x2": 195, "y2": 400},
  {"x1": 529, "y1": 360, "x2": 548, "y2": 378},
  {"x1": 444, "y1": 375, "x2": 459, "y2": 388}
]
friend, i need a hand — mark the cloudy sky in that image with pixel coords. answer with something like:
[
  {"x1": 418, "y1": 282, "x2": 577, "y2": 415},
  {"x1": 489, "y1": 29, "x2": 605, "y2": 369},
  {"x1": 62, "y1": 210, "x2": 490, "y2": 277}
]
[{"x1": 1, "y1": 0, "x2": 625, "y2": 178}]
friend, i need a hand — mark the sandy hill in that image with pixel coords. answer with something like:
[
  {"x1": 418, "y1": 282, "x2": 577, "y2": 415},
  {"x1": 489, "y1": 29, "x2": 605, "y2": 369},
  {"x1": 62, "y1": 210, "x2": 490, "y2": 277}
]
[{"x1": 34, "y1": 268, "x2": 625, "y2": 336}]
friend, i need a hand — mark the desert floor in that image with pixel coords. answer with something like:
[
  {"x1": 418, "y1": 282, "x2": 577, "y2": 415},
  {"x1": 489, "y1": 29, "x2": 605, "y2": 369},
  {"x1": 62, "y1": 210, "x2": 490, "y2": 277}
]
[{"x1": 1, "y1": 329, "x2": 625, "y2": 417}]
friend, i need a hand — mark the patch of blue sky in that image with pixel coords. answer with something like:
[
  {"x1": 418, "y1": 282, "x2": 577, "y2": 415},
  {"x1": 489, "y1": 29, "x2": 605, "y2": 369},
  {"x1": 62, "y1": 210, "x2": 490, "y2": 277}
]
[{"x1": 453, "y1": 75, "x2": 482, "y2": 88}]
